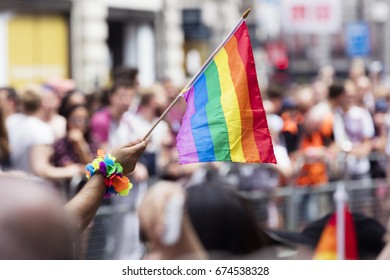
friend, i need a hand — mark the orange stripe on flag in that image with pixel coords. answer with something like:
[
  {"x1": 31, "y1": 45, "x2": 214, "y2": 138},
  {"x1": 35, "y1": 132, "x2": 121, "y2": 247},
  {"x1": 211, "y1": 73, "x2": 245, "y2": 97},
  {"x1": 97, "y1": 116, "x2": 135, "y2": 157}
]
[{"x1": 224, "y1": 36, "x2": 260, "y2": 162}]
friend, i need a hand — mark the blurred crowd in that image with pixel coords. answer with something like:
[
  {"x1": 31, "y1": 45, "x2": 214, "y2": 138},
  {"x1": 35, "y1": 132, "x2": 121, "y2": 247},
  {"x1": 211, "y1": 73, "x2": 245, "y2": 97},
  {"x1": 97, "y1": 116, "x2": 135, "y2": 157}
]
[
  {"x1": 1, "y1": 61, "x2": 390, "y2": 260},
  {"x1": 0, "y1": 67, "x2": 194, "y2": 194}
]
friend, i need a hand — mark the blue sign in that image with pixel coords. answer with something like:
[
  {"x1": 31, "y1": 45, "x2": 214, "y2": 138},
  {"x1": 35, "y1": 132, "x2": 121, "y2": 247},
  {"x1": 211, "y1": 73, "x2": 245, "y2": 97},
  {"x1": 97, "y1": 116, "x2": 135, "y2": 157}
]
[{"x1": 346, "y1": 22, "x2": 370, "y2": 57}]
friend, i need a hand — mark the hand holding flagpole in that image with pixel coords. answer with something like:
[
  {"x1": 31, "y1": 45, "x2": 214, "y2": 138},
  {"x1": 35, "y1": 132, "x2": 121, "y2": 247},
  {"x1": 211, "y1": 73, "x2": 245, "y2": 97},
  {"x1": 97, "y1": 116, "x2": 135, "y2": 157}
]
[{"x1": 142, "y1": 9, "x2": 251, "y2": 141}]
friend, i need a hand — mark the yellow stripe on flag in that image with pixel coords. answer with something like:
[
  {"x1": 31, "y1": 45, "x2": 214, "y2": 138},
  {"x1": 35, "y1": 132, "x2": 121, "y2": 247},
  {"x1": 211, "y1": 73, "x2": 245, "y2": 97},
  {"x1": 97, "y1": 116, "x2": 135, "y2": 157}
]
[{"x1": 213, "y1": 48, "x2": 245, "y2": 162}]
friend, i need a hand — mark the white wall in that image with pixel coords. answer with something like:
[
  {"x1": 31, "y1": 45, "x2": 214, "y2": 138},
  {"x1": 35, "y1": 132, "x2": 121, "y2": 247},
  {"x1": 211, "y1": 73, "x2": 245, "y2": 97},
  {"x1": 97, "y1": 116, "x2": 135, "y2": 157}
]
[
  {"x1": 105, "y1": 0, "x2": 163, "y2": 11},
  {"x1": 163, "y1": 0, "x2": 185, "y2": 86},
  {"x1": 137, "y1": 24, "x2": 156, "y2": 87},
  {"x1": 123, "y1": 23, "x2": 156, "y2": 87},
  {"x1": 123, "y1": 25, "x2": 138, "y2": 68},
  {"x1": 71, "y1": 0, "x2": 109, "y2": 91}
]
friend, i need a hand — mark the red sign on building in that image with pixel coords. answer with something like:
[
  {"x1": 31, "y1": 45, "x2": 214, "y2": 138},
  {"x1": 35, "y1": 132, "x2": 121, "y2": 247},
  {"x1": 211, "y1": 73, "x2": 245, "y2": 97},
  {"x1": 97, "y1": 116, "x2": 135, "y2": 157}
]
[{"x1": 282, "y1": 0, "x2": 341, "y2": 33}]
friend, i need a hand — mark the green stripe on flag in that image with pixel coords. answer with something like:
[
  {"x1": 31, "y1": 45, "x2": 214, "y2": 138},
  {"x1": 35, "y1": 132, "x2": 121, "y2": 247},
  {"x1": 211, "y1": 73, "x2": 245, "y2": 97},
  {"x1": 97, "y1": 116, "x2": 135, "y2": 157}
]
[{"x1": 204, "y1": 61, "x2": 231, "y2": 161}]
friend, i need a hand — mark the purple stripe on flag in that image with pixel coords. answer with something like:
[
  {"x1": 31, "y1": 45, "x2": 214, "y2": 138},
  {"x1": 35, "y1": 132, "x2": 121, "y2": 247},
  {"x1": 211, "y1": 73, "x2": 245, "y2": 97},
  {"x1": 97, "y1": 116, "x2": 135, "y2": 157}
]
[{"x1": 176, "y1": 87, "x2": 199, "y2": 164}]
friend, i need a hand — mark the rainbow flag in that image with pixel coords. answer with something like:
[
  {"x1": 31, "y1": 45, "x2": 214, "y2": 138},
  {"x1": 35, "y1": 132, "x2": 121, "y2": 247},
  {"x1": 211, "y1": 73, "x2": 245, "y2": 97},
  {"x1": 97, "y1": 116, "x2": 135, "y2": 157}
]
[
  {"x1": 176, "y1": 21, "x2": 276, "y2": 164},
  {"x1": 313, "y1": 207, "x2": 358, "y2": 260}
]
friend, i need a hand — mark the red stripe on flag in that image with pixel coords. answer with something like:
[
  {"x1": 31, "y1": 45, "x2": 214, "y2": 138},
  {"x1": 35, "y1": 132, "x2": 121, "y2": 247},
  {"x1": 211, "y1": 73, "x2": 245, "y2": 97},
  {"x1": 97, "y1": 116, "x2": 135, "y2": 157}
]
[{"x1": 234, "y1": 22, "x2": 276, "y2": 163}]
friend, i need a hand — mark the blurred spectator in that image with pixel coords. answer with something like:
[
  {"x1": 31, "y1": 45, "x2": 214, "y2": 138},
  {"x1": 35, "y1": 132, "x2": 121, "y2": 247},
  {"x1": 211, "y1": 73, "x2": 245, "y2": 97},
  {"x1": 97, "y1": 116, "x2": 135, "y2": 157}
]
[
  {"x1": 90, "y1": 81, "x2": 136, "y2": 150},
  {"x1": 349, "y1": 60, "x2": 366, "y2": 84},
  {"x1": 267, "y1": 114, "x2": 292, "y2": 229},
  {"x1": 186, "y1": 182, "x2": 271, "y2": 258},
  {"x1": 368, "y1": 61, "x2": 383, "y2": 90},
  {"x1": 0, "y1": 140, "x2": 146, "y2": 259},
  {"x1": 86, "y1": 88, "x2": 105, "y2": 115},
  {"x1": 355, "y1": 76, "x2": 375, "y2": 112},
  {"x1": 145, "y1": 79, "x2": 198, "y2": 183},
  {"x1": 280, "y1": 100, "x2": 302, "y2": 154},
  {"x1": 90, "y1": 78, "x2": 149, "y2": 260},
  {"x1": 58, "y1": 90, "x2": 87, "y2": 118},
  {"x1": 370, "y1": 100, "x2": 388, "y2": 179},
  {"x1": 53, "y1": 105, "x2": 96, "y2": 167},
  {"x1": 294, "y1": 107, "x2": 333, "y2": 187},
  {"x1": 0, "y1": 87, "x2": 18, "y2": 119},
  {"x1": 111, "y1": 67, "x2": 140, "y2": 113},
  {"x1": 266, "y1": 85, "x2": 284, "y2": 115},
  {"x1": 279, "y1": 85, "x2": 317, "y2": 155},
  {"x1": 45, "y1": 78, "x2": 76, "y2": 100},
  {"x1": 124, "y1": 91, "x2": 171, "y2": 179},
  {"x1": 284, "y1": 86, "x2": 335, "y2": 222},
  {"x1": 145, "y1": 83, "x2": 169, "y2": 114},
  {"x1": 331, "y1": 80, "x2": 375, "y2": 179},
  {"x1": 0, "y1": 105, "x2": 10, "y2": 170},
  {"x1": 0, "y1": 176, "x2": 73, "y2": 259},
  {"x1": 41, "y1": 86, "x2": 67, "y2": 140},
  {"x1": 91, "y1": 80, "x2": 149, "y2": 184},
  {"x1": 331, "y1": 80, "x2": 375, "y2": 215},
  {"x1": 6, "y1": 85, "x2": 83, "y2": 181},
  {"x1": 161, "y1": 78, "x2": 186, "y2": 136},
  {"x1": 112, "y1": 66, "x2": 139, "y2": 88},
  {"x1": 138, "y1": 181, "x2": 206, "y2": 260},
  {"x1": 317, "y1": 65, "x2": 335, "y2": 86},
  {"x1": 266, "y1": 112, "x2": 293, "y2": 183},
  {"x1": 311, "y1": 80, "x2": 329, "y2": 105}
]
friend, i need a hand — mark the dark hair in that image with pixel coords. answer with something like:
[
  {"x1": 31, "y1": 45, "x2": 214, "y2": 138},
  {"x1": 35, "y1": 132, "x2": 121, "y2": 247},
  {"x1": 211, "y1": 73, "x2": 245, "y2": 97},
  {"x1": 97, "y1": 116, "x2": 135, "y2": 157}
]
[
  {"x1": 111, "y1": 66, "x2": 138, "y2": 87},
  {"x1": 328, "y1": 81, "x2": 346, "y2": 100},
  {"x1": 139, "y1": 93, "x2": 155, "y2": 108},
  {"x1": 101, "y1": 80, "x2": 135, "y2": 107},
  {"x1": 64, "y1": 104, "x2": 91, "y2": 141},
  {"x1": 19, "y1": 86, "x2": 42, "y2": 114},
  {"x1": 64, "y1": 104, "x2": 89, "y2": 121},
  {"x1": 186, "y1": 182, "x2": 269, "y2": 257},
  {"x1": 267, "y1": 85, "x2": 284, "y2": 99},
  {"x1": 0, "y1": 87, "x2": 17, "y2": 101},
  {"x1": 0, "y1": 106, "x2": 10, "y2": 166},
  {"x1": 58, "y1": 90, "x2": 86, "y2": 117}
]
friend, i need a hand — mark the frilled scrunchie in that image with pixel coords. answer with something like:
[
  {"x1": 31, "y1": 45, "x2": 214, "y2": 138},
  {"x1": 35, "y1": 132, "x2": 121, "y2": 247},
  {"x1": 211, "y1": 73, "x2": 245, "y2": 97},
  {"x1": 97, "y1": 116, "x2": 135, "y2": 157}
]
[{"x1": 86, "y1": 150, "x2": 132, "y2": 198}]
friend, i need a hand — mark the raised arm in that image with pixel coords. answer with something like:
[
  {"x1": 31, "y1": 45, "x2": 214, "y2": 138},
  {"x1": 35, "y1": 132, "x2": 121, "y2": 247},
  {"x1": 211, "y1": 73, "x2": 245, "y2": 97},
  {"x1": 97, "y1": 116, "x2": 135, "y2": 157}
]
[{"x1": 64, "y1": 140, "x2": 147, "y2": 233}]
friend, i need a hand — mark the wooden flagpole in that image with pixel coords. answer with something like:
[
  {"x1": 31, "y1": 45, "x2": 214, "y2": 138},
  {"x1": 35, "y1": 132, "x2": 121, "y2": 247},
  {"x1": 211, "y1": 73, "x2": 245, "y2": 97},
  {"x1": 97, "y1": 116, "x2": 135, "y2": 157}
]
[{"x1": 142, "y1": 8, "x2": 251, "y2": 140}]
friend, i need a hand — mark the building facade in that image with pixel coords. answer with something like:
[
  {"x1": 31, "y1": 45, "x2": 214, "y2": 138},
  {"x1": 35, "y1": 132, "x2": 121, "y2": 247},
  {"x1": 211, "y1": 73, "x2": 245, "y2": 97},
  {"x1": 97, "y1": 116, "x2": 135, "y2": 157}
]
[{"x1": 0, "y1": 0, "x2": 186, "y2": 91}]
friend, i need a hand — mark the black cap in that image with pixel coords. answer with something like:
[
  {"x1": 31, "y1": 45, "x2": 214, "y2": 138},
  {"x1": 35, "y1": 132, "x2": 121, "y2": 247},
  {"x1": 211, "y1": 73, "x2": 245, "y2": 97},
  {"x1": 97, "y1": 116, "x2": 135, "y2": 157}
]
[{"x1": 267, "y1": 213, "x2": 386, "y2": 259}]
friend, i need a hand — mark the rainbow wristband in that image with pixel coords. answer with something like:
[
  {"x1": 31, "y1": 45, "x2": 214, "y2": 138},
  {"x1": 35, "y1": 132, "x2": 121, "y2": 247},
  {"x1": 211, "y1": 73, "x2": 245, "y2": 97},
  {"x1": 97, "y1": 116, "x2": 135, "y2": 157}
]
[{"x1": 86, "y1": 149, "x2": 133, "y2": 198}]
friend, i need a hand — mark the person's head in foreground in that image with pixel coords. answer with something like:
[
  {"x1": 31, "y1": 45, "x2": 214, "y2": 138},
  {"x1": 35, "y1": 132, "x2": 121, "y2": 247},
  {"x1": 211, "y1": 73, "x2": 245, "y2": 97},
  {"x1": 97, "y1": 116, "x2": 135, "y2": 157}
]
[
  {"x1": 0, "y1": 140, "x2": 147, "y2": 259},
  {"x1": 0, "y1": 176, "x2": 73, "y2": 259},
  {"x1": 268, "y1": 212, "x2": 386, "y2": 260},
  {"x1": 138, "y1": 181, "x2": 207, "y2": 260},
  {"x1": 186, "y1": 182, "x2": 271, "y2": 258},
  {"x1": 138, "y1": 181, "x2": 278, "y2": 259}
]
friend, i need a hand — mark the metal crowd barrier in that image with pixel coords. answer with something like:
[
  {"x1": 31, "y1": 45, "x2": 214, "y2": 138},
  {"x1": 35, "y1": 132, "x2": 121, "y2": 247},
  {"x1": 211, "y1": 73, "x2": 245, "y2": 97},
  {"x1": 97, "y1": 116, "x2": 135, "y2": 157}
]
[{"x1": 242, "y1": 178, "x2": 390, "y2": 231}]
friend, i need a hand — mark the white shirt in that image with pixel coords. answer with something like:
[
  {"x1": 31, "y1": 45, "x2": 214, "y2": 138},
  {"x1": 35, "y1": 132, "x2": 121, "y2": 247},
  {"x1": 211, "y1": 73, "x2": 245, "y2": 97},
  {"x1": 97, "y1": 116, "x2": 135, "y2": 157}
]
[
  {"x1": 123, "y1": 112, "x2": 170, "y2": 153},
  {"x1": 333, "y1": 106, "x2": 375, "y2": 176},
  {"x1": 107, "y1": 116, "x2": 136, "y2": 150},
  {"x1": 47, "y1": 114, "x2": 66, "y2": 140},
  {"x1": 273, "y1": 144, "x2": 292, "y2": 172},
  {"x1": 385, "y1": 114, "x2": 390, "y2": 156},
  {"x1": 6, "y1": 113, "x2": 54, "y2": 173}
]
